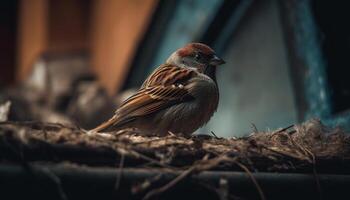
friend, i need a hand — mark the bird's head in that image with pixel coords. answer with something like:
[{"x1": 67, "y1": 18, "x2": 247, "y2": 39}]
[{"x1": 166, "y1": 43, "x2": 225, "y2": 73}]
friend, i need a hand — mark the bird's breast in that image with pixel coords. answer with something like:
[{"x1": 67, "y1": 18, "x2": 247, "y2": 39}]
[
  {"x1": 187, "y1": 75, "x2": 218, "y2": 105},
  {"x1": 185, "y1": 74, "x2": 219, "y2": 124}
]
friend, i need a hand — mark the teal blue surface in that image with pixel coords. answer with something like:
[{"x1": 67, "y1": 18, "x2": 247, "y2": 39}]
[
  {"x1": 149, "y1": 0, "x2": 222, "y2": 71},
  {"x1": 292, "y1": 0, "x2": 350, "y2": 130}
]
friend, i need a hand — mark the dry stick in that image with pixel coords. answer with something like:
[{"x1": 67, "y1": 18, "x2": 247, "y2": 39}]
[
  {"x1": 36, "y1": 166, "x2": 68, "y2": 200},
  {"x1": 287, "y1": 135, "x2": 322, "y2": 199},
  {"x1": 0, "y1": 121, "x2": 66, "y2": 131},
  {"x1": 269, "y1": 131, "x2": 309, "y2": 162},
  {"x1": 132, "y1": 174, "x2": 163, "y2": 194},
  {"x1": 130, "y1": 150, "x2": 176, "y2": 170},
  {"x1": 233, "y1": 161, "x2": 266, "y2": 200},
  {"x1": 302, "y1": 146, "x2": 323, "y2": 200},
  {"x1": 132, "y1": 136, "x2": 188, "y2": 146},
  {"x1": 244, "y1": 156, "x2": 258, "y2": 173},
  {"x1": 115, "y1": 153, "x2": 125, "y2": 191},
  {"x1": 142, "y1": 155, "x2": 230, "y2": 200},
  {"x1": 311, "y1": 155, "x2": 323, "y2": 200},
  {"x1": 276, "y1": 124, "x2": 295, "y2": 134},
  {"x1": 66, "y1": 130, "x2": 178, "y2": 171},
  {"x1": 90, "y1": 129, "x2": 139, "y2": 137},
  {"x1": 285, "y1": 133, "x2": 312, "y2": 163},
  {"x1": 270, "y1": 124, "x2": 295, "y2": 138},
  {"x1": 284, "y1": 134, "x2": 323, "y2": 199},
  {"x1": 250, "y1": 123, "x2": 259, "y2": 133},
  {"x1": 210, "y1": 131, "x2": 220, "y2": 139},
  {"x1": 132, "y1": 138, "x2": 168, "y2": 145},
  {"x1": 142, "y1": 165, "x2": 197, "y2": 200},
  {"x1": 113, "y1": 143, "x2": 178, "y2": 171},
  {"x1": 263, "y1": 146, "x2": 306, "y2": 160}
]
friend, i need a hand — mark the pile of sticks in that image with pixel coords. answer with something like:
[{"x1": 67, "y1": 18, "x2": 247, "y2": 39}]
[{"x1": 0, "y1": 119, "x2": 349, "y2": 199}]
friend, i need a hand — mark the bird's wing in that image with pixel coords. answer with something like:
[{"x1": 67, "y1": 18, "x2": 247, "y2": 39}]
[
  {"x1": 91, "y1": 65, "x2": 196, "y2": 132},
  {"x1": 141, "y1": 64, "x2": 195, "y2": 88}
]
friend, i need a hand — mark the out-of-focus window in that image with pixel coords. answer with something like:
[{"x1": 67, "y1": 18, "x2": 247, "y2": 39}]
[{"x1": 202, "y1": 0, "x2": 297, "y2": 136}]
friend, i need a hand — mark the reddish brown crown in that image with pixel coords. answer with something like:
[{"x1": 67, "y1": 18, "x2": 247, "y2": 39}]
[{"x1": 177, "y1": 43, "x2": 215, "y2": 57}]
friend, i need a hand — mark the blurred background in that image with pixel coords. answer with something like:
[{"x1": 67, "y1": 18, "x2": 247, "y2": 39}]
[{"x1": 0, "y1": 0, "x2": 349, "y2": 137}]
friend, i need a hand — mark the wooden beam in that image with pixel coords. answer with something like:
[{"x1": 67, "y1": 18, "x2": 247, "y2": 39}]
[
  {"x1": 90, "y1": 0, "x2": 158, "y2": 94},
  {"x1": 17, "y1": 0, "x2": 48, "y2": 81},
  {"x1": 47, "y1": 0, "x2": 91, "y2": 52}
]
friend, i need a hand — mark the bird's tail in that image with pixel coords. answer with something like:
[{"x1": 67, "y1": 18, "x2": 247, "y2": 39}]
[{"x1": 89, "y1": 115, "x2": 118, "y2": 133}]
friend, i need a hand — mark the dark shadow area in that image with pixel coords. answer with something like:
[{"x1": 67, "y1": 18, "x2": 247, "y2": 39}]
[{"x1": 311, "y1": 1, "x2": 350, "y2": 114}]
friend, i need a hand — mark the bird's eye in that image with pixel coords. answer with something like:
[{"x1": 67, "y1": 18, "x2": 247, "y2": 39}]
[{"x1": 194, "y1": 53, "x2": 201, "y2": 60}]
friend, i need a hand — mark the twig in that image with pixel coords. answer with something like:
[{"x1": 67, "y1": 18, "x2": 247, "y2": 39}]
[
  {"x1": 124, "y1": 147, "x2": 178, "y2": 170},
  {"x1": 284, "y1": 133, "x2": 312, "y2": 163},
  {"x1": 115, "y1": 153, "x2": 125, "y2": 191},
  {"x1": 143, "y1": 155, "x2": 230, "y2": 200},
  {"x1": 210, "y1": 131, "x2": 219, "y2": 139},
  {"x1": 132, "y1": 136, "x2": 187, "y2": 146},
  {"x1": 233, "y1": 161, "x2": 266, "y2": 200},
  {"x1": 251, "y1": 123, "x2": 258, "y2": 133},
  {"x1": 263, "y1": 146, "x2": 307, "y2": 161},
  {"x1": 304, "y1": 147, "x2": 322, "y2": 200},
  {"x1": 143, "y1": 166, "x2": 196, "y2": 200},
  {"x1": 270, "y1": 124, "x2": 295, "y2": 138},
  {"x1": 35, "y1": 166, "x2": 68, "y2": 200},
  {"x1": 132, "y1": 174, "x2": 163, "y2": 194},
  {"x1": 132, "y1": 138, "x2": 167, "y2": 145}
]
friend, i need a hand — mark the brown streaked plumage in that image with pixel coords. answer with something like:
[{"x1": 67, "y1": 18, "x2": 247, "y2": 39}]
[{"x1": 90, "y1": 43, "x2": 225, "y2": 136}]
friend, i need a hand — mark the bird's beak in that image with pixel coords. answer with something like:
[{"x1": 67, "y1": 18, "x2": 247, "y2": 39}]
[{"x1": 210, "y1": 55, "x2": 225, "y2": 66}]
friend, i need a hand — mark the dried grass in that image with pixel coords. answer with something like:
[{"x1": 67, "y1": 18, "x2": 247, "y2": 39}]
[{"x1": 0, "y1": 119, "x2": 348, "y2": 173}]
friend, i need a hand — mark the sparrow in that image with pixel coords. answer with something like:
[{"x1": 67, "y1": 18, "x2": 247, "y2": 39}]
[{"x1": 91, "y1": 43, "x2": 225, "y2": 136}]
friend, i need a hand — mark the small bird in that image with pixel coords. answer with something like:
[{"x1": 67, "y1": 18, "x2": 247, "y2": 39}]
[{"x1": 91, "y1": 43, "x2": 225, "y2": 136}]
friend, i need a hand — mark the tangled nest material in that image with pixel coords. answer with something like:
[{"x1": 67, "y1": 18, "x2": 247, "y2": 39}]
[
  {"x1": 1, "y1": 119, "x2": 349, "y2": 169},
  {"x1": 0, "y1": 119, "x2": 349, "y2": 199}
]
